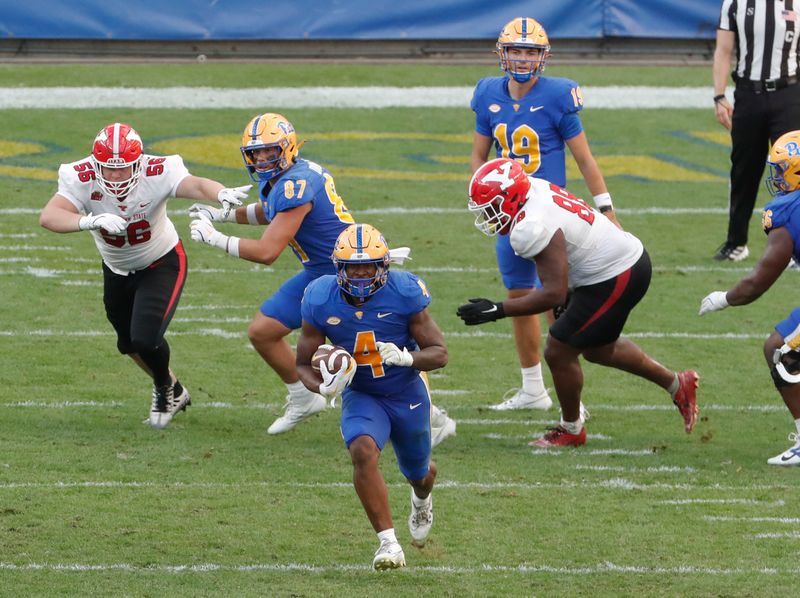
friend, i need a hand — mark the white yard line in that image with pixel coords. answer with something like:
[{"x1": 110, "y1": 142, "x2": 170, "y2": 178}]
[{"x1": 0, "y1": 86, "x2": 729, "y2": 109}]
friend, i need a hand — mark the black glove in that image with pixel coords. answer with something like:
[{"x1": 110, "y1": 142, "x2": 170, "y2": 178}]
[
  {"x1": 456, "y1": 298, "x2": 505, "y2": 326},
  {"x1": 552, "y1": 291, "x2": 572, "y2": 321}
]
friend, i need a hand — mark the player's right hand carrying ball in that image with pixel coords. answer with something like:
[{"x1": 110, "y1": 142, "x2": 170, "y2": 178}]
[
  {"x1": 456, "y1": 297, "x2": 505, "y2": 326},
  {"x1": 698, "y1": 291, "x2": 729, "y2": 316},
  {"x1": 318, "y1": 359, "x2": 356, "y2": 400}
]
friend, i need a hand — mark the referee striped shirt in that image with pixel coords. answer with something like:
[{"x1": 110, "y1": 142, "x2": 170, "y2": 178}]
[{"x1": 720, "y1": 0, "x2": 800, "y2": 81}]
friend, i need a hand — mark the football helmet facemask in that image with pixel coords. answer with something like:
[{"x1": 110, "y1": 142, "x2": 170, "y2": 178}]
[
  {"x1": 766, "y1": 130, "x2": 800, "y2": 196},
  {"x1": 332, "y1": 224, "x2": 390, "y2": 299},
  {"x1": 468, "y1": 158, "x2": 531, "y2": 236},
  {"x1": 240, "y1": 113, "x2": 300, "y2": 182},
  {"x1": 496, "y1": 17, "x2": 550, "y2": 83},
  {"x1": 91, "y1": 123, "x2": 144, "y2": 197}
]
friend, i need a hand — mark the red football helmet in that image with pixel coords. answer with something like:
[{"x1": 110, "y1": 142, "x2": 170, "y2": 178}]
[
  {"x1": 468, "y1": 158, "x2": 531, "y2": 236},
  {"x1": 91, "y1": 123, "x2": 144, "y2": 197}
]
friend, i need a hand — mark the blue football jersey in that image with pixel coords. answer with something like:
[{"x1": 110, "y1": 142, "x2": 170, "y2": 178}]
[
  {"x1": 763, "y1": 190, "x2": 800, "y2": 261},
  {"x1": 301, "y1": 270, "x2": 432, "y2": 396},
  {"x1": 471, "y1": 75, "x2": 584, "y2": 187},
  {"x1": 258, "y1": 158, "x2": 354, "y2": 276}
]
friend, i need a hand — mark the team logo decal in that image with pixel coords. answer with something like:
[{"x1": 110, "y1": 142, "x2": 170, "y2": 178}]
[
  {"x1": 90, "y1": 192, "x2": 103, "y2": 201},
  {"x1": 489, "y1": 104, "x2": 501, "y2": 113},
  {"x1": 355, "y1": 311, "x2": 363, "y2": 320},
  {"x1": 326, "y1": 316, "x2": 341, "y2": 325},
  {"x1": 787, "y1": 141, "x2": 800, "y2": 156},
  {"x1": 512, "y1": 103, "x2": 520, "y2": 112}
]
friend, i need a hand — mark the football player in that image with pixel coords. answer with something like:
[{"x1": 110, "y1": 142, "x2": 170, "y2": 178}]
[
  {"x1": 700, "y1": 130, "x2": 800, "y2": 466},
  {"x1": 39, "y1": 122, "x2": 250, "y2": 428},
  {"x1": 458, "y1": 159, "x2": 699, "y2": 447},
  {"x1": 296, "y1": 224, "x2": 447, "y2": 570},
  {"x1": 470, "y1": 17, "x2": 619, "y2": 412},
  {"x1": 189, "y1": 114, "x2": 457, "y2": 441}
]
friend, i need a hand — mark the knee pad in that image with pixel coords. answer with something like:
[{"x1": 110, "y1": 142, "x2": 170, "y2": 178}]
[{"x1": 771, "y1": 345, "x2": 800, "y2": 388}]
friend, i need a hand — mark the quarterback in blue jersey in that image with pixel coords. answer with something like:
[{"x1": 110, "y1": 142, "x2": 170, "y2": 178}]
[
  {"x1": 700, "y1": 131, "x2": 800, "y2": 466},
  {"x1": 188, "y1": 113, "x2": 353, "y2": 434},
  {"x1": 470, "y1": 17, "x2": 619, "y2": 412},
  {"x1": 296, "y1": 224, "x2": 448, "y2": 570}
]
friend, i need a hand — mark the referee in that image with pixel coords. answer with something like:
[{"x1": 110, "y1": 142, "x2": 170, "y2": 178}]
[{"x1": 713, "y1": 0, "x2": 800, "y2": 261}]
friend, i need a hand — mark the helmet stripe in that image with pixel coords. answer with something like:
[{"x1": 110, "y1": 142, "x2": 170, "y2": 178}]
[
  {"x1": 355, "y1": 224, "x2": 364, "y2": 252},
  {"x1": 250, "y1": 115, "x2": 261, "y2": 140},
  {"x1": 112, "y1": 122, "x2": 121, "y2": 157},
  {"x1": 521, "y1": 18, "x2": 528, "y2": 38}
]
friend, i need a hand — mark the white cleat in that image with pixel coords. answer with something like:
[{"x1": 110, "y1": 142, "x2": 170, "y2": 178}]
[
  {"x1": 408, "y1": 490, "x2": 433, "y2": 547},
  {"x1": 430, "y1": 406, "x2": 456, "y2": 447},
  {"x1": 489, "y1": 388, "x2": 553, "y2": 411},
  {"x1": 767, "y1": 433, "x2": 800, "y2": 466},
  {"x1": 372, "y1": 540, "x2": 406, "y2": 571},
  {"x1": 267, "y1": 392, "x2": 326, "y2": 435},
  {"x1": 148, "y1": 384, "x2": 174, "y2": 429}
]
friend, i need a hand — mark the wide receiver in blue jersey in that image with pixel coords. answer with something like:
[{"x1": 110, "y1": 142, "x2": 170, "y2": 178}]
[
  {"x1": 470, "y1": 17, "x2": 619, "y2": 413},
  {"x1": 296, "y1": 224, "x2": 448, "y2": 571},
  {"x1": 189, "y1": 114, "x2": 456, "y2": 441},
  {"x1": 700, "y1": 131, "x2": 800, "y2": 467}
]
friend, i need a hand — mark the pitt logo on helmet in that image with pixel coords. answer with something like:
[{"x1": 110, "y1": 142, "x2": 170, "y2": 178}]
[
  {"x1": 496, "y1": 17, "x2": 551, "y2": 83},
  {"x1": 240, "y1": 113, "x2": 302, "y2": 183}
]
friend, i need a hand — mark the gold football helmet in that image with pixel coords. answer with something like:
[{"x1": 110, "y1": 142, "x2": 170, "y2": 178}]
[
  {"x1": 332, "y1": 224, "x2": 390, "y2": 298},
  {"x1": 767, "y1": 130, "x2": 800, "y2": 195},
  {"x1": 496, "y1": 17, "x2": 550, "y2": 83},
  {"x1": 240, "y1": 113, "x2": 300, "y2": 182}
]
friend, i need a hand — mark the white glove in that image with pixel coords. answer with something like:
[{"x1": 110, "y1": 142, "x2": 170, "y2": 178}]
[
  {"x1": 376, "y1": 341, "x2": 414, "y2": 367},
  {"x1": 190, "y1": 215, "x2": 228, "y2": 251},
  {"x1": 318, "y1": 358, "x2": 356, "y2": 402},
  {"x1": 217, "y1": 185, "x2": 251, "y2": 214},
  {"x1": 188, "y1": 203, "x2": 235, "y2": 223},
  {"x1": 78, "y1": 213, "x2": 127, "y2": 234},
  {"x1": 699, "y1": 291, "x2": 729, "y2": 316}
]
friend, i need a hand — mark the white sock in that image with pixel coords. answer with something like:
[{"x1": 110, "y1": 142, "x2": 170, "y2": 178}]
[
  {"x1": 560, "y1": 419, "x2": 583, "y2": 435},
  {"x1": 794, "y1": 418, "x2": 800, "y2": 436},
  {"x1": 667, "y1": 373, "x2": 680, "y2": 398},
  {"x1": 287, "y1": 381, "x2": 308, "y2": 398},
  {"x1": 521, "y1": 364, "x2": 546, "y2": 396},
  {"x1": 377, "y1": 528, "x2": 397, "y2": 545},
  {"x1": 412, "y1": 490, "x2": 431, "y2": 507}
]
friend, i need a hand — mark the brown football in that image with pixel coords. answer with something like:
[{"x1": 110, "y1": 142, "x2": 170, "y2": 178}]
[{"x1": 311, "y1": 344, "x2": 352, "y2": 374}]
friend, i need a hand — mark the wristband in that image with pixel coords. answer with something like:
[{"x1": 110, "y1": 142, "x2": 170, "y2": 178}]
[
  {"x1": 713, "y1": 94, "x2": 726, "y2": 104},
  {"x1": 245, "y1": 203, "x2": 260, "y2": 225},
  {"x1": 592, "y1": 192, "x2": 613, "y2": 210},
  {"x1": 226, "y1": 236, "x2": 241, "y2": 258},
  {"x1": 599, "y1": 205, "x2": 614, "y2": 214}
]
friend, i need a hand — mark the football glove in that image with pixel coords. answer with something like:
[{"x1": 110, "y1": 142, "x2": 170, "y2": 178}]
[
  {"x1": 190, "y1": 215, "x2": 228, "y2": 251},
  {"x1": 376, "y1": 341, "x2": 414, "y2": 367},
  {"x1": 698, "y1": 291, "x2": 729, "y2": 316},
  {"x1": 188, "y1": 203, "x2": 236, "y2": 223},
  {"x1": 457, "y1": 298, "x2": 505, "y2": 326},
  {"x1": 78, "y1": 213, "x2": 127, "y2": 234},
  {"x1": 318, "y1": 358, "x2": 356, "y2": 403},
  {"x1": 217, "y1": 185, "x2": 251, "y2": 221}
]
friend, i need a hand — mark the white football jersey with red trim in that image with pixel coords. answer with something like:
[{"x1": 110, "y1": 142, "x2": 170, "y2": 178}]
[
  {"x1": 510, "y1": 178, "x2": 643, "y2": 288},
  {"x1": 57, "y1": 154, "x2": 190, "y2": 274}
]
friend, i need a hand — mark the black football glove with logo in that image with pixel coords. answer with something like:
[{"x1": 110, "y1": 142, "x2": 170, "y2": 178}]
[{"x1": 456, "y1": 297, "x2": 505, "y2": 326}]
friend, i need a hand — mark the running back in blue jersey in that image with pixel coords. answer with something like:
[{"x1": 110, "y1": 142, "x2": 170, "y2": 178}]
[
  {"x1": 471, "y1": 75, "x2": 584, "y2": 187},
  {"x1": 763, "y1": 190, "x2": 800, "y2": 262},
  {"x1": 301, "y1": 270, "x2": 432, "y2": 396},
  {"x1": 259, "y1": 158, "x2": 354, "y2": 275}
]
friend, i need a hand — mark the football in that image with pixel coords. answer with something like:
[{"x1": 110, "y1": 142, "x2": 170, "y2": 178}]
[{"x1": 311, "y1": 344, "x2": 352, "y2": 374}]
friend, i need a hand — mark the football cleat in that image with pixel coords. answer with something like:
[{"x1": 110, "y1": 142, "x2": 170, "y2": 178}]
[
  {"x1": 529, "y1": 426, "x2": 587, "y2": 448},
  {"x1": 372, "y1": 540, "x2": 406, "y2": 571},
  {"x1": 408, "y1": 490, "x2": 433, "y2": 547},
  {"x1": 170, "y1": 383, "x2": 192, "y2": 415},
  {"x1": 673, "y1": 370, "x2": 699, "y2": 433},
  {"x1": 430, "y1": 406, "x2": 456, "y2": 447},
  {"x1": 267, "y1": 392, "x2": 326, "y2": 435},
  {"x1": 148, "y1": 384, "x2": 174, "y2": 429},
  {"x1": 767, "y1": 433, "x2": 800, "y2": 466},
  {"x1": 712, "y1": 243, "x2": 749, "y2": 262},
  {"x1": 490, "y1": 387, "x2": 552, "y2": 411}
]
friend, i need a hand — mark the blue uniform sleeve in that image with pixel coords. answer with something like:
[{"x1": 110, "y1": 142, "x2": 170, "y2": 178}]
[
  {"x1": 300, "y1": 276, "x2": 327, "y2": 329},
  {"x1": 270, "y1": 170, "x2": 322, "y2": 214},
  {"x1": 471, "y1": 78, "x2": 493, "y2": 137},
  {"x1": 394, "y1": 272, "x2": 432, "y2": 315},
  {"x1": 557, "y1": 112, "x2": 583, "y2": 141}
]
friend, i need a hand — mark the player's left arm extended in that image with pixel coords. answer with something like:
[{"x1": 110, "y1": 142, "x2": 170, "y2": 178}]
[
  {"x1": 407, "y1": 308, "x2": 448, "y2": 371},
  {"x1": 503, "y1": 230, "x2": 569, "y2": 317},
  {"x1": 727, "y1": 227, "x2": 794, "y2": 306}
]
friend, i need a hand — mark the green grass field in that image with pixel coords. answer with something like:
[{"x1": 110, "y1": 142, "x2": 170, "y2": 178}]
[{"x1": 1, "y1": 63, "x2": 798, "y2": 596}]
